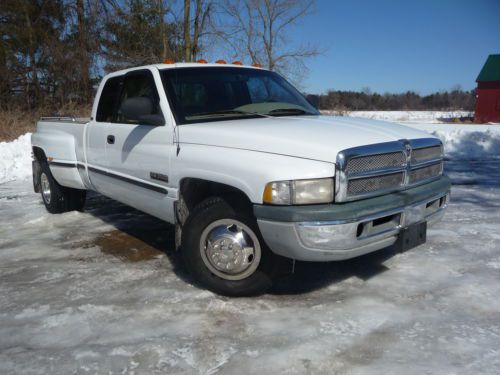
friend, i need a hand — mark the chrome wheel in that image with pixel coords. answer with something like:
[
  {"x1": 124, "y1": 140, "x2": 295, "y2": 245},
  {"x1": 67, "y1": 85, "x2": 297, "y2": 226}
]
[
  {"x1": 199, "y1": 219, "x2": 261, "y2": 281},
  {"x1": 40, "y1": 172, "x2": 51, "y2": 204}
]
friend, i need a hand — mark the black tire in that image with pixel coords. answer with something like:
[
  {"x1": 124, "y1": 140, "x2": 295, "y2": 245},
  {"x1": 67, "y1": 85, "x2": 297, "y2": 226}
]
[
  {"x1": 39, "y1": 162, "x2": 86, "y2": 213},
  {"x1": 181, "y1": 196, "x2": 274, "y2": 296}
]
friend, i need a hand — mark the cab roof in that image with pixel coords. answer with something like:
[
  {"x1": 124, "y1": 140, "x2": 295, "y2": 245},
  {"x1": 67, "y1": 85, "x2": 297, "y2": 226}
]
[{"x1": 107, "y1": 62, "x2": 266, "y2": 78}]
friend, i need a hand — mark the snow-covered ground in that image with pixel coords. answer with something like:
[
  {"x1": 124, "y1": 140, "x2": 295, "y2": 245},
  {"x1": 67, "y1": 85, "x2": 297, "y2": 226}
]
[
  {"x1": 1, "y1": 114, "x2": 500, "y2": 374},
  {"x1": 322, "y1": 110, "x2": 475, "y2": 124}
]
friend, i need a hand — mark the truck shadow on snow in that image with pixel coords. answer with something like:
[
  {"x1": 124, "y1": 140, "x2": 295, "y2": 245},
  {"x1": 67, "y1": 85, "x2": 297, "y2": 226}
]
[{"x1": 82, "y1": 192, "x2": 398, "y2": 295}]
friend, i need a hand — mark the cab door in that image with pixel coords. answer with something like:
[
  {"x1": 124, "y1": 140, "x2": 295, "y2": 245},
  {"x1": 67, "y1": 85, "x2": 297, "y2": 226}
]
[
  {"x1": 104, "y1": 69, "x2": 176, "y2": 222},
  {"x1": 85, "y1": 75, "x2": 122, "y2": 194}
]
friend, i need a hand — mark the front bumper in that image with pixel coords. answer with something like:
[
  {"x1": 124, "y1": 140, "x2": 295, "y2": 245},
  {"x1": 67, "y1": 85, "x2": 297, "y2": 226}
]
[{"x1": 255, "y1": 176, "x2": 450, "y2": 261}]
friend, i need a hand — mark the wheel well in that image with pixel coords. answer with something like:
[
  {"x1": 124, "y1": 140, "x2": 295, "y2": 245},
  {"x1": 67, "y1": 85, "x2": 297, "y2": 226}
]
[
  {"x1": 179, "y1": 178, "x2": 252, "y2": 213},
  {"x1": 32, "y1": 147, "x2": 47, "y2": 164}
]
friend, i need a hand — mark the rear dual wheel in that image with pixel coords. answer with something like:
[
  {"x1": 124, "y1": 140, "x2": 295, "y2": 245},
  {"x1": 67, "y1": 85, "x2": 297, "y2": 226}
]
[
  {"x1": 181, "y1": 197, "x2": 274, "y2": 296},
  {"x1": 39, "y1": 162, "x2": 86, "y2": 213}
]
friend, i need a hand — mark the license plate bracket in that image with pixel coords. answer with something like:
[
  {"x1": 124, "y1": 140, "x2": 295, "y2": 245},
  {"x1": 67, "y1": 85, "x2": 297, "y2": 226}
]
[{"x1": 396, "y1": 221, "x2": 427, "y2": 252}]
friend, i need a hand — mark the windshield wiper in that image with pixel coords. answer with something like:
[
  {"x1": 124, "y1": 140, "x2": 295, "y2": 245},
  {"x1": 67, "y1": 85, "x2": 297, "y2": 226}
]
[
  {"x1": 267, "y1": 108, "x2": 316, "y2": 116},
  {"x1": 190, "y1": 109, "x2": 266, "y2": 117}
]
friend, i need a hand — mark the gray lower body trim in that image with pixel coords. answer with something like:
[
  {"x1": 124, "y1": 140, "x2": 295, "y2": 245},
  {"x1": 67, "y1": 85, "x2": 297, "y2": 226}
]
[
  {"x1": 257, "y1": 192, "x2": 449, "y2": 262},
  {"x1": 87, "y1": 166, "x2": 168, "y2": 195}
]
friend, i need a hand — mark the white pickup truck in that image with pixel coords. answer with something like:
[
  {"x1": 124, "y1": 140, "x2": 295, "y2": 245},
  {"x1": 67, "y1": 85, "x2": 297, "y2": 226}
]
[{"x1": 31, "y1": 62, "x2": 450, "y2": 296}]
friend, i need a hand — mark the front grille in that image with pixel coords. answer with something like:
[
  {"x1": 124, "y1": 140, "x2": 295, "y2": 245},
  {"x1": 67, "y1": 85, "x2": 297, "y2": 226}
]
[
  {"x1": 411, "y1": 145, "x2": 442, "y2": 164},
  {"x1": 409, "y1": 162, "x2": 442, "y2": 184},
  {"x1": 346, "y1": 152, "x2": 406, "y2": 174},
  {"x1": 348, "y1": 172, "x2": 405, "y2": 195},
  {"x1": 336, "y1": 138, "x2": 444, "y2": 202}
]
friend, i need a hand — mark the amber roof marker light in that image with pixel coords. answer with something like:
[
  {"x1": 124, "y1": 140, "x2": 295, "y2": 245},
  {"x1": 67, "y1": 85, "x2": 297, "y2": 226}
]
[
  {"x1": 252, "y1": 63, "x2": 263, "y2": 68},
  {"x1": 163, "y1": 58, "x2": 175, "y2": 64},
  {"x1": 215, "y1": 59, "x2": 227, "y2": 64},
  {"x1": 232, "y1": 61, "x2": 243, "y2": 65},
  {"x1": 197, "y1": 59, "x2": 208, "y2": 64}
]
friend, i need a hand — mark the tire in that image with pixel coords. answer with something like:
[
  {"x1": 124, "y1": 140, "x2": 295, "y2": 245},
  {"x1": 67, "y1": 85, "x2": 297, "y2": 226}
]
[
  {"x1": 39, "y1": 162, "x2": 86, "y2": 213},
  {"x1": 181, "y1": 197, "x2": 274, "y2": 296}
]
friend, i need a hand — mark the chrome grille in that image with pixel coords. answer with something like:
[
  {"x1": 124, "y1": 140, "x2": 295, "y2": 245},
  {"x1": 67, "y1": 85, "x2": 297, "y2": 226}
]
[
  {"x1": 346, "y1": 152, "x2": 406, "y2": 174},
  {"x1": 336, "y1": 138, "x2": 444, "y2": 202},
  {"x1": 348, "y1": 172, "x2": 405, "y2": 195},
  {"x1": 409, "y1": 162, "x2": 442, "y2": 184},
  {"x1": 411, "y1": 145, "x2": 442, "y2": 164}
]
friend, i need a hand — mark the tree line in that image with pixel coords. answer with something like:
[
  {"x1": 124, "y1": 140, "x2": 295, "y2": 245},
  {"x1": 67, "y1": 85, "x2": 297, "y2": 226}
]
[
  {"x1": 1, "y1": 0, "x2": 474, "y2": 114},
  {"x1": 306, "y1": 87, "x2": 476, "y2": 112},
  {"x1": 0, "y1": 0, "x2": 318, "y2": 111}
]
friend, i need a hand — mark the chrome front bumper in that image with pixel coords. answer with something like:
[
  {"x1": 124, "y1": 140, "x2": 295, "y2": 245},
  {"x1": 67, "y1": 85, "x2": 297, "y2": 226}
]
[{"x1": 257, "y1": 192, "x2": 449, "y2": 262}]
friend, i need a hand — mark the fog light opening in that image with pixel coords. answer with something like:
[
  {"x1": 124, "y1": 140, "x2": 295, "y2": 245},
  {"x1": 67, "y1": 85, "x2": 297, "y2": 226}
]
[{"x1": 356, "y1": 223, "x2": 364, "y2": 237}]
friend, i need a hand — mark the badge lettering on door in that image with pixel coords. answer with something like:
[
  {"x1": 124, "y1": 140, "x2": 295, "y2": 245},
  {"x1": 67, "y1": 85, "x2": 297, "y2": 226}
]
[{"x1": 150, "y1": 172, "x2": 169, "y2": 183}]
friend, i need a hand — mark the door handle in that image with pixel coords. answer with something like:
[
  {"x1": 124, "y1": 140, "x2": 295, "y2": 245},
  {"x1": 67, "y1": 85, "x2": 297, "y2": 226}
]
[{"x1": 107, "y1": 135, "x2": 115, "y2": 144}]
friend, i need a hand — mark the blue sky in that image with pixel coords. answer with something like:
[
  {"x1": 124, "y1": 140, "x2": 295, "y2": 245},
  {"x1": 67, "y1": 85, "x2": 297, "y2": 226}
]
[{"x1": 292, "y1": 0, "x2": 500, "y2": 94}]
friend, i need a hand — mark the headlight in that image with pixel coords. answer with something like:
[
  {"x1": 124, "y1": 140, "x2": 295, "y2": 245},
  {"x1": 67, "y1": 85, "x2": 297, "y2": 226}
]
[{"x1": 263, "y1": 178, "x2": 334, "y2": 205}]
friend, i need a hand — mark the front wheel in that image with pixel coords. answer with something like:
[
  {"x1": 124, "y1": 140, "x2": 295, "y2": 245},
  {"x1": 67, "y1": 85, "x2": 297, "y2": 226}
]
[{"x1": 181, "y1": 197, "x2": 274, "y2": 296}]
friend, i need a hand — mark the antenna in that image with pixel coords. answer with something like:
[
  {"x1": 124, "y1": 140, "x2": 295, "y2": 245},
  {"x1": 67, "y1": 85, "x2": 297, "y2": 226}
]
[{"x1": 175, "y1": 124, "x2": 181, "y2": 156}]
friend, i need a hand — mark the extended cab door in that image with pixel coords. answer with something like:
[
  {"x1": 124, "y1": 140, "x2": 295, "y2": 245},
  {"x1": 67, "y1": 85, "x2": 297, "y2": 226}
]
[
  {"x1": 86, "y1": 75, "x2": 122, "y2": 192},
  {"x1": 104, "y1": 69, "x2": 176, "y2": 222}
]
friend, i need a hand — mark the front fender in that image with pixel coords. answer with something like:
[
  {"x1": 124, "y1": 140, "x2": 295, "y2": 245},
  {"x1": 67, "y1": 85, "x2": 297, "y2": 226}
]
[{"x1": 171, "y1": 144, "x2": 336, "y2": 203}]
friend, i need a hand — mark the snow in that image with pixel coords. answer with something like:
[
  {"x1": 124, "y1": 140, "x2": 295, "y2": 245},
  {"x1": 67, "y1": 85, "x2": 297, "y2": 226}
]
[
  {"x1": 1, "y1": 166, "x2": 500, "y2": 373},
  {"x1": 1, "y1": 113, "x2": 500, "y2": 373},
  {"x1": 343, "y1": 110, "x2": 474, "y2": 124},
  {"x1": 403, "y1": 124, "x2": 500, "y2": 161},
  {"x1": 0, "y1": 133, "x2": 32, "y2": 184}
]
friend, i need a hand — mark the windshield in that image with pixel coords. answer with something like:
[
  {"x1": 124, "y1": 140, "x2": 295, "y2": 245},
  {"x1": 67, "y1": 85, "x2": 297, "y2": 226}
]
[{"x1": 160, "y1": 67, "x2": 319, "y2": 124}]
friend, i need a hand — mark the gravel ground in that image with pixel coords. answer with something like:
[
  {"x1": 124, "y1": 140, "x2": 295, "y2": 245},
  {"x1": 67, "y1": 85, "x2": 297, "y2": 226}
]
[{"x1": 0, "y1": 161, "x2": 499, "y2": 375}]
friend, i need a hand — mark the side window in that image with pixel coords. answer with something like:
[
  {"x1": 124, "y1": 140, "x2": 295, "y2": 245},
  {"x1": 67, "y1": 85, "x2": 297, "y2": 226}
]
[
  {"x1": 115, "y1": 72, "x2": 161, "y2": 124},
  {"x1": 96, "y1": 77, "x2": 121, "y2": 122}
]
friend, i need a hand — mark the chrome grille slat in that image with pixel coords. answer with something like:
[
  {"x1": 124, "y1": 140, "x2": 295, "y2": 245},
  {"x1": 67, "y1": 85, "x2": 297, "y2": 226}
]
[
  {"x1": 346, "y1": 152, "x2": 406, "y2": 174},
  {"x1": 411, "y1": 145, "x2": 442, "y2": 164},
  {"x1": 336, "y1": 138, "x2": 444, "y2": 202},
  {"x1": 409, "y1": 162, "x2": 442, "y2": 184},
  {"x1": 348, "y1": 172, "x2": 405, "y2": 195}
]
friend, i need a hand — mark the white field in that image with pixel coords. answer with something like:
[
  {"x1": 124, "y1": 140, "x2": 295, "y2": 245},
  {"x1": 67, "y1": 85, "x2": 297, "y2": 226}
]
[
  {"x1": 1, "y1": 113, "x2": 500, "y2": 374},
  {"x1": 322, "y1": 110, "x2": 476, "y2": 124}
]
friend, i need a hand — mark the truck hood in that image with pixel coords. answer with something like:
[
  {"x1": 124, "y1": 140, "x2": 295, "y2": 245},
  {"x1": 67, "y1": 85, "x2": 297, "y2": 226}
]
[{"x1": 178, "y1": 115, "x2": 435, "y2": 163}]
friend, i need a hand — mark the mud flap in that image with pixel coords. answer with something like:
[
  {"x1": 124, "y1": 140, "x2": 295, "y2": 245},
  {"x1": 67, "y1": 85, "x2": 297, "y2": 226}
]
[{"x1": 32, "y1": 160, "x2": 41, "y2": 193}]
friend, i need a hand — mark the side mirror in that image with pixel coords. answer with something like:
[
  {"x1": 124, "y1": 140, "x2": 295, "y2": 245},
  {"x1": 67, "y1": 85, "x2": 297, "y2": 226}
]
[{"x1": 119, "y1": 97, "x2": 165, "y2": 126}]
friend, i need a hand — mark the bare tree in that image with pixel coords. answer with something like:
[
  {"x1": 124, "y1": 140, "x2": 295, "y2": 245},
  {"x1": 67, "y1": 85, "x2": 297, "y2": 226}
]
[
  {"x1": 220, "y1": 0, "x2": 320, "y2": 81},
  {"x1": 183, "y1": 0, "x2": 191, "y2": 61},
  {"x1": 183, "y1": 0, "x2": 212, "y2": 61}
]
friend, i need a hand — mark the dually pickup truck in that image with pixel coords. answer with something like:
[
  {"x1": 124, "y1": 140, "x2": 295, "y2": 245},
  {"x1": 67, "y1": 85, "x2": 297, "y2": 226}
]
[{"x1": 31, "y1": 62, "x2": 450, "y2": 296}]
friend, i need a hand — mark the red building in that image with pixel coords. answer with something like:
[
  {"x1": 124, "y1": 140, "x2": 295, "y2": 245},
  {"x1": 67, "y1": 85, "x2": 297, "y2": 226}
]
[{"x1": 475, "y1": 54, "x2": 500, "y2": 123}]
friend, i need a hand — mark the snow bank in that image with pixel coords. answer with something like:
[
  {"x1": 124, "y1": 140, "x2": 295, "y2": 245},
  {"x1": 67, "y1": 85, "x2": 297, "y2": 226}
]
[
  {"x1": 403, "y1": 124, "x2": 500, "y2": 160},
  {"x1": 0, "y1": 133, "x2": 32, "y2": 184},
  {"x1": 347, "y1": 110, "x2": 473, "y2": 123}
]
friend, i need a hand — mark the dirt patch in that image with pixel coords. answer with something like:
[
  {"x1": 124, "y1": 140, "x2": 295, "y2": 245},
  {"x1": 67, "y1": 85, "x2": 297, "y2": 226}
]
[{"x1": 87, "y1": 230, "x2": 165, "y2": 262}]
